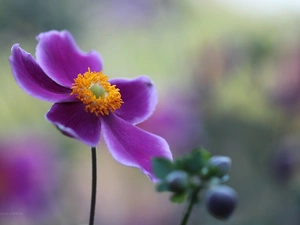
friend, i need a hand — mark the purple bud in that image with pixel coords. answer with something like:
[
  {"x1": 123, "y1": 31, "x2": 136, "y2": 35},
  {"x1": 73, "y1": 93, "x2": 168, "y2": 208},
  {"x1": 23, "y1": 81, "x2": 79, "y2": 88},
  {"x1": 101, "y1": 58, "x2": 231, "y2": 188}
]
[
  {"x1": 205, "y1": 185, "x2": 237, "y2": 220},
  {"x1": 165, "y1": 170, "x2": 189, "y2": 193}
]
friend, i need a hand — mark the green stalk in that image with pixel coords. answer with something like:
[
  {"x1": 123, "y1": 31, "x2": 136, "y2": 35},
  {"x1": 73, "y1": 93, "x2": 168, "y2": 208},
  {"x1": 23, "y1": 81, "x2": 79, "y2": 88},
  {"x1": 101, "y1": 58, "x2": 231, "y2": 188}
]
[
  {"x1": 89, "y1": 147, "x2": 97, "y2": 225},
  {"x1": 178, "y1": 188, "x2": 200, "y2": 225}
]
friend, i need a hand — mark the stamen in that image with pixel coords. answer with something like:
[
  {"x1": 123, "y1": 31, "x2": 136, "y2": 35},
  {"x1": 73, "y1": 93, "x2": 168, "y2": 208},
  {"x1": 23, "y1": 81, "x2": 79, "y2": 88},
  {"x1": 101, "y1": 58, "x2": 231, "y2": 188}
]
[{"x1": 71, "y1": 68, "x2": 123, "y2": 116}]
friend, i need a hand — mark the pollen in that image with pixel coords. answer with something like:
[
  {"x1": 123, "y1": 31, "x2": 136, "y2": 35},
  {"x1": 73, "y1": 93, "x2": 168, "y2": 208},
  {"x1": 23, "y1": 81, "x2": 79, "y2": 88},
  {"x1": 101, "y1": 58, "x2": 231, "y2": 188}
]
[{"x1": 71, "y1": 68, "x2": 123, "y2": 116}]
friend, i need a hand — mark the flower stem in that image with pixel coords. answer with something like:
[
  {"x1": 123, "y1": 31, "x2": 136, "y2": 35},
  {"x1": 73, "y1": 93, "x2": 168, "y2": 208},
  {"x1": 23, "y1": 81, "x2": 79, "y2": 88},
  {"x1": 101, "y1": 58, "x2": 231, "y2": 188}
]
[
  {"x1": 89, "y1": 147, "x2": 97, "y2": 225},
  {"x1": 178, "y1": 188, "x2": 200, "y2": 225}
]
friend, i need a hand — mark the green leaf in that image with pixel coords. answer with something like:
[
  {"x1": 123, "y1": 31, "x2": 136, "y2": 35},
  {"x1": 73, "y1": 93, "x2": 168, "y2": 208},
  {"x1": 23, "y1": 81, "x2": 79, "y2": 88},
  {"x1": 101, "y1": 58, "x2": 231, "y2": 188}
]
[
  {"x1": 152, "y1": 157, "x2": 174, "y2": 179},
  {"x1": 201, "y1": 165, "x2": 218, "y2": 180},
  {"x1": 156, "y1": 182, "x2": 169, "y2": 192},
  {"x1": 170, "y1": 192, "x2": 186, "y2": 203},
  {"x1": 176, "y1": 147, "x2": 211, "y2": 175},
  {"x1": 198, "y1": 148, "x2": 211, "y2": 162},
  {"x1": 173, "y1": 157, "x2": 187, "y2": 171}
]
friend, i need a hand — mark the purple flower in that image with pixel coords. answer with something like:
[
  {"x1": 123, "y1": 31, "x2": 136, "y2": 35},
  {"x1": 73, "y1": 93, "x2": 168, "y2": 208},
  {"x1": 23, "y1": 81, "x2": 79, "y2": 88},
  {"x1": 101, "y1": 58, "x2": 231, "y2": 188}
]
[
  {"x1": 9, "y1": 30, "x2": 172, "y2": 180},
  {"x1": 0, "y1": 133, "x2": 61, "y2": 220}
]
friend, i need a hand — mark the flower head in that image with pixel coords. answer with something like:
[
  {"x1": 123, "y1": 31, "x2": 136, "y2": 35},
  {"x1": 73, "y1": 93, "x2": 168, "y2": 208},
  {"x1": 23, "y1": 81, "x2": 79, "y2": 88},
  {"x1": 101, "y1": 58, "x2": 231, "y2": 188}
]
[{"x1": 9, "y1": 30, "x2": 172, "y2": 180}]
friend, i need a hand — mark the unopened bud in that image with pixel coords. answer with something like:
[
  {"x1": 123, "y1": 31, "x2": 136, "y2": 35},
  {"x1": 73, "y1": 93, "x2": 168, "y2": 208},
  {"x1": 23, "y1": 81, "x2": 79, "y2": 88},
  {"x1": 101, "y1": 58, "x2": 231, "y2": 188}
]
[
  {"x1": 208, "y1": 156, "x2": 231, "y2": 177},
  {"x1": 165, "y1": 170, "x2": 189, "y2": 193},
  {"x1": 205, "y1": 185, "x2": 237, "y2": 220}
]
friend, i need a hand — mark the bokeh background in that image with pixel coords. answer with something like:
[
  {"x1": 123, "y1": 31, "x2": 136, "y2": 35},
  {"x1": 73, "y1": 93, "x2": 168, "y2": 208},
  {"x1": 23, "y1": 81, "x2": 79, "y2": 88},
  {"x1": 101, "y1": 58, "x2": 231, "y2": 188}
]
[{"x1": 1, "y1": 0, "x2": 300, "y2": 224}]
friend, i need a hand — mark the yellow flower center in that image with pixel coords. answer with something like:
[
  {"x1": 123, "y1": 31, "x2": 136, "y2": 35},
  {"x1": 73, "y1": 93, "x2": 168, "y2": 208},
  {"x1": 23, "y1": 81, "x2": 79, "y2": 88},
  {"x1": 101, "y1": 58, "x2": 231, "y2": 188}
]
[{"x1": 71, "y1": 68, "x2": 123, "y2": 116}]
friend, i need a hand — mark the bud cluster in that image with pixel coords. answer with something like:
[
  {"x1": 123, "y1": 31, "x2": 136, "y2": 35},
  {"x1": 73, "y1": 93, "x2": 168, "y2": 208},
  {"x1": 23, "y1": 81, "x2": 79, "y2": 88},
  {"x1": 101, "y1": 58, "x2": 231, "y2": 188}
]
[{"x1": 152, "y1": 147, "x2": 237, "y2": 220}]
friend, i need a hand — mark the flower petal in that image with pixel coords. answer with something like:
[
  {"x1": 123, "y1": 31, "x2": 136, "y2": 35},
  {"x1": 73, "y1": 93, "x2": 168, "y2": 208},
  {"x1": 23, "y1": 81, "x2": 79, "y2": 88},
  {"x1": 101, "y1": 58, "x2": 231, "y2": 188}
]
[
  {"x1": 101, "y1": 113, "x2": 172, "y2": 181},
  {"x1": 46, "y1": 102, "x2": 101, "y2": 146},
  {"x1": 111, "y1": 76, "x2": 157, "y2": 124},
  {"x1": 36, "y1": 30, "x2": 103, "y2": 88},
  {"x1": 9, "y1": 44, "x2": 73, "y2": 102}
]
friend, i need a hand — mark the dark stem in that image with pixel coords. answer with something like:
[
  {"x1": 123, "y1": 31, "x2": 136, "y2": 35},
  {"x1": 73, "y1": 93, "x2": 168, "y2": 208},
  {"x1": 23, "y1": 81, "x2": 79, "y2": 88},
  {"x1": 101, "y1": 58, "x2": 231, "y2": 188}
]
[
  {"x1": 89, "y1": 147, "x2": 97, "y2": 225},
  {"x1": 178, "y1": 188, "x2": 200, "y2": 225}
]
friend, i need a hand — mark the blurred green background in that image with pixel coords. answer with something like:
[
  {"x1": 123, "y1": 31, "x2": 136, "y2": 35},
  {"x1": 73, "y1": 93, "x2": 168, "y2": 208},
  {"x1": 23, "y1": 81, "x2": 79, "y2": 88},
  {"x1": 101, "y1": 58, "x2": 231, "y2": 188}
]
[{"x1": 1, "y1": 0, "x2": 300, "y2": 224}]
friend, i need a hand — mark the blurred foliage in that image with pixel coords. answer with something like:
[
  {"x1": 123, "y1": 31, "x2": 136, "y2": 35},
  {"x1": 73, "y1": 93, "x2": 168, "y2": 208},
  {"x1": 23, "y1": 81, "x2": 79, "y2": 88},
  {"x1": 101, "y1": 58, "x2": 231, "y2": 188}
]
[{"x1": 0, "y1": 0, "x2": 83, "y2": 36}]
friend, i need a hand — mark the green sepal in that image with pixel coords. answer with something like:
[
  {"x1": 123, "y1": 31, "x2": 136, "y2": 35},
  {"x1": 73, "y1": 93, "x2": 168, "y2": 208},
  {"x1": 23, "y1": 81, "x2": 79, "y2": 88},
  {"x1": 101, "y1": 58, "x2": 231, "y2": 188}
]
[
  {"x1": 152, "y1": 157, "x2": 174, "y2": 179},
  {"x1": 170, "y1": 192, "x2": 186, "y2": 203}
]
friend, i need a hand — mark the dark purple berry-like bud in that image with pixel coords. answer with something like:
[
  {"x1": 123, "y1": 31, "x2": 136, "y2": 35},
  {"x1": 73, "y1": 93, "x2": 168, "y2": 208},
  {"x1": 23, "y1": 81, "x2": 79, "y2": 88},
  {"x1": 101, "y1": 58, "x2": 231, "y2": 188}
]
[
  {"x1": 205, "y1": 185, "x2": 237, "y2": 220},
  {"x1": 165, "y1": 170, "x2": 189, "y2": 193}
]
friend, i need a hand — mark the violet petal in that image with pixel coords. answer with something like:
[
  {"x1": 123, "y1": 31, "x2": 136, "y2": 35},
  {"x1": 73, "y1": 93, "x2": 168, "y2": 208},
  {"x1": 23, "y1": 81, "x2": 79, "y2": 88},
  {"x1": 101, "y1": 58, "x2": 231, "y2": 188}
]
[
  {"x1": 111, "y1": 76, "x2": 157, "y2": 124},
  {"x1": 36, "y1": 30, "x2": 103, "y2": 88},
  {"x1": 9, "y1": 44, "x2": 73, "y2": 102},
  {"x1": 46, "y1": 102, "x2": 101, "y2": 146},
  {"x1": 101, "y1": 113, "x2": 172, "y2": 181}
]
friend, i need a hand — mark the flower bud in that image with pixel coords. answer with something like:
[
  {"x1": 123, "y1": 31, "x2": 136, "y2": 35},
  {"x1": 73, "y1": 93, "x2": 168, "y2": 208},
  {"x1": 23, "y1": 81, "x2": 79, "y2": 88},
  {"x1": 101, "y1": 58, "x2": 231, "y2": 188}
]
[
  {"x1": 205, "y1": 185, "x2": 237, "y2": 220},
  {"x1": 208, "y1": 156, "x2": 231, "y2": 177},
  {"x1": 165, "y1": 170, "x2": 189, "y2": 193}
]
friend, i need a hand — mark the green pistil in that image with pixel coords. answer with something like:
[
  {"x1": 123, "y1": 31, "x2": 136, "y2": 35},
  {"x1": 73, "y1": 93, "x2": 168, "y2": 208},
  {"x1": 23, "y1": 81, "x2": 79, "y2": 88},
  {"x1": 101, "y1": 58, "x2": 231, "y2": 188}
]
[{"x1": 89, "y1": 84, "x2": 105, "y2": 98}]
